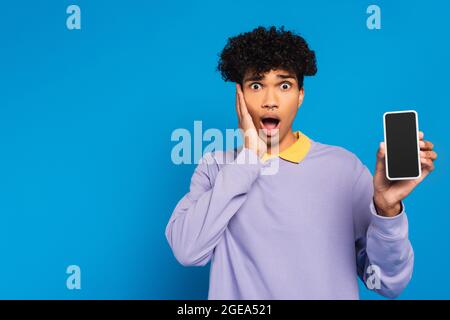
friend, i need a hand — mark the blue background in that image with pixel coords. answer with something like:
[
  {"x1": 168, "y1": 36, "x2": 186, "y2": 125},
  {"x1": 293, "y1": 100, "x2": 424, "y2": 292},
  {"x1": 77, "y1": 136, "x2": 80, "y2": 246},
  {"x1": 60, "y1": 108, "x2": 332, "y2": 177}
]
[{"x1": 0, "y1": 0, "x2": 448, "y2": 299}]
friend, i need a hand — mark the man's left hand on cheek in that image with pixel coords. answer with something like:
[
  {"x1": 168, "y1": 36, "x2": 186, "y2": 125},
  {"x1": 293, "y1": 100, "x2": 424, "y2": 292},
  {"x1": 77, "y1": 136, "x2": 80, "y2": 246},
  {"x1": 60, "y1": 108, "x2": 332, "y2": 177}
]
[{"x1": 372, "y1": 130, "x2": 438, "y2": 217}]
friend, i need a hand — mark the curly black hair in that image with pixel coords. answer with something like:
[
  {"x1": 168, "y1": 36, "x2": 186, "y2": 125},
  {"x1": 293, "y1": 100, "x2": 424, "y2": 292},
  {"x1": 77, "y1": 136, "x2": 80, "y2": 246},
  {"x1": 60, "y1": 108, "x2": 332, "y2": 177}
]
[{"x1": 217, "y1": 25, "x2": 317, "y2": 88}]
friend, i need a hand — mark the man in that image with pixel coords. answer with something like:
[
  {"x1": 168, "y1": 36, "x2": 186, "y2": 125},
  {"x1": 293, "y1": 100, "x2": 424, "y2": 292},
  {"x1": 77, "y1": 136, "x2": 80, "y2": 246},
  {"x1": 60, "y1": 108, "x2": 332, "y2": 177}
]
[{"x1": 165, "y1": 26, "x2": 437, "y2": 299}]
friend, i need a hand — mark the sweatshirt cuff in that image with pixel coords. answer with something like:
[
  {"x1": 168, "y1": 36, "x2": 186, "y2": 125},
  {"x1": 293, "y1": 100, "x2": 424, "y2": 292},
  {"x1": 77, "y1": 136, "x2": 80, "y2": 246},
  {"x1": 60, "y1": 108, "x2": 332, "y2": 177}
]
[{"x1": 369, "y1": 200, "x2": 408, "y2": 240}]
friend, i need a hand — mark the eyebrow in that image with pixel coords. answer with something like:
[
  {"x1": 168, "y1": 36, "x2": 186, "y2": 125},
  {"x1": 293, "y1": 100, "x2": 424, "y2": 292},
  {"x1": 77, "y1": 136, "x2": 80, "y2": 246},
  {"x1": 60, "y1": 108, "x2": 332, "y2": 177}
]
[
  {"x1": 276, "y1": 74, "x2": 296, "y2": 80},
  {"x1": 243, "y1": 74, "x2": 297, "y2": 83}
]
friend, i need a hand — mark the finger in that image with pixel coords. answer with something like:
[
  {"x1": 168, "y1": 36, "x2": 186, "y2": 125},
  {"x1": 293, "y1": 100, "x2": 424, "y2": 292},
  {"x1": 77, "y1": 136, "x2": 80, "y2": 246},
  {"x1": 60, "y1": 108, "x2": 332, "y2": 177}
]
[
  {"x1": 420, "y1": 150, "x2": 438, "y2": 160},
  {"x1": 419, "y1": 140, "x2": 434, "y2": 150},
  {"x1": 420, "y1": 157, "x2": 435, "y2": 171},
  {"x1": 236, "y1": 101, "x2": 242, "y2": 130},
  {"x1": 419, "y1": 131, "x2": 424, "y2": 140},
  {"x1": 420, "y1": 157, "x2": 433, "y2": 165},
  {"x1": 236, "y1": 84, "x2": 242, "y2": 117},
  {"x1": 235, "y1": 85, "x2": 241, "y2": 120},
  {"x1": 237, "y1": 83, "x2": 249, "y2": 116}
]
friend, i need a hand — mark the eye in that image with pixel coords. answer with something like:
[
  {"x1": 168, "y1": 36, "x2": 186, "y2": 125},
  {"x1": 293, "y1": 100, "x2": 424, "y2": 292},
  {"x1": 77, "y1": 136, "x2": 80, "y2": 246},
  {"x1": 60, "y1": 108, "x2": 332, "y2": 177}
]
[
  {"x1": 280, "y1": 82, "x2": 292, "y2": 90},
  {"x1": 250, "y1": 83, "x2": 262, "y2": 90}
]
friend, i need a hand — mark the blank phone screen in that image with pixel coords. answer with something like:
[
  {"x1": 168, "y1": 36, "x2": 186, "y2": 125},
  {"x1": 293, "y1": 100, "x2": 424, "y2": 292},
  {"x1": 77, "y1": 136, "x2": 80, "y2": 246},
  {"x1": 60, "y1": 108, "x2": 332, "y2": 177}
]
[{"x1": 385, "y1": 112, "x2": 420, "y2": 179}]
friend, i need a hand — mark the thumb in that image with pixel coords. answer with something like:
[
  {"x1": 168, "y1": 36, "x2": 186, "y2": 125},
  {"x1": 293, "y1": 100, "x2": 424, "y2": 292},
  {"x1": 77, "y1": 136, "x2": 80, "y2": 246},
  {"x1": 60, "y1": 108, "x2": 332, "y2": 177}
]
[{"x1": 375, "y1": 142, "x2": 386, "y2": 174}]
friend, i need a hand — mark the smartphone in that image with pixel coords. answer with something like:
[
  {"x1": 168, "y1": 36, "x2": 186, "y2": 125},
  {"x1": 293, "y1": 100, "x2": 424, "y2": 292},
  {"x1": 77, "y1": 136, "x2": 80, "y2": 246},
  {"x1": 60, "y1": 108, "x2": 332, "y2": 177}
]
[{"x1": 383, "y1": 110, "x2": 421, "y2": 180}]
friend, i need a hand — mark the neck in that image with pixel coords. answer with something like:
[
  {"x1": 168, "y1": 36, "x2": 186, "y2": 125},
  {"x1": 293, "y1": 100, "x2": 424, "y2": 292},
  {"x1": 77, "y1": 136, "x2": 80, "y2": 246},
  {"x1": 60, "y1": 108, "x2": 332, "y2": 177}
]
[{"x1": 266, "y1": 129, "x2": 297, "y2": 155}]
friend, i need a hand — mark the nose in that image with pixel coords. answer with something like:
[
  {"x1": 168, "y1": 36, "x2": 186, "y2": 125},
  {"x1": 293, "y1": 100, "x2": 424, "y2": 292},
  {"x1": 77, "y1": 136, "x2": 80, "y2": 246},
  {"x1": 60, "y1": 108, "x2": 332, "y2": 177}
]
[
  {"x1": 261, "y1": 88, "x2": 278, "y2": 110},
  {"x1": 263, "y1": 103, "x2": 278, "y2": 111}
]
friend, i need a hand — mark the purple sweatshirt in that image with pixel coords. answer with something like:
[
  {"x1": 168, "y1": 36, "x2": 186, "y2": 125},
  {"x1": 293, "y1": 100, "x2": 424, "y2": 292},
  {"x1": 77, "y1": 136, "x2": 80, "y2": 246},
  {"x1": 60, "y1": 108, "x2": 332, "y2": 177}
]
[{"x1": 165, "y1": 136, "x2": 414, "y2": 299}]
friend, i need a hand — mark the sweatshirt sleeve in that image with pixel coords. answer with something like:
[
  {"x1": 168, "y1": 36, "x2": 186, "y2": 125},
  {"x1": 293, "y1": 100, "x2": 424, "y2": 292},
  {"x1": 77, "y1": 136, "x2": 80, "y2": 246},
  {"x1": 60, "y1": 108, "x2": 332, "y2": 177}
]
[
  {"x1": 352, "y1": 161, "x2": 414, "y2": 299},
  {"x1": 165, "y1": 148, "x2": 264, "y2": 267}
]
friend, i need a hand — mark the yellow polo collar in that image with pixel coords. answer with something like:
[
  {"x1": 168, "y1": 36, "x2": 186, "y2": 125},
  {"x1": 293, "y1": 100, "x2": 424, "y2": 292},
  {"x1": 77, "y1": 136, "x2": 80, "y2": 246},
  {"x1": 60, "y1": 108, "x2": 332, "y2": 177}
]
[{"x1": 261, "y1": 131, "x2": 311, "y2": 164}]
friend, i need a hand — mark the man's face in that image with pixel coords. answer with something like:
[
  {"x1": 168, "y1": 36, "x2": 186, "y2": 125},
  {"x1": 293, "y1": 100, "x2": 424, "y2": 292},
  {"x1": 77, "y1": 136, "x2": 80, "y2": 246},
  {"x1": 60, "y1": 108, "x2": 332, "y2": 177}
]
[{"x1": 241, "y1": 68, "x2": 304, "y2": 145}]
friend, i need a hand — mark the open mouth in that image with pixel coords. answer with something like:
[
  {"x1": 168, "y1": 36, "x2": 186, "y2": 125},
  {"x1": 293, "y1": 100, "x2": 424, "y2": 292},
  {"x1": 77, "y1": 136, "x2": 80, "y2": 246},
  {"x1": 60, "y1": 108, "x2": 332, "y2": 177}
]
[{"x1": 260, "y1": 115, "x2": 280, "y2": 136}]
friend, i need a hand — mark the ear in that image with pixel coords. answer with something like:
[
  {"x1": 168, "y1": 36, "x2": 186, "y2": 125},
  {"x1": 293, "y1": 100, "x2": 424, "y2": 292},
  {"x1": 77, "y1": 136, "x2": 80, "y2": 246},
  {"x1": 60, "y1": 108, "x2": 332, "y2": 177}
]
[{"x1": 297, "y1": 87, "x2": 305, "y2": 109}]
